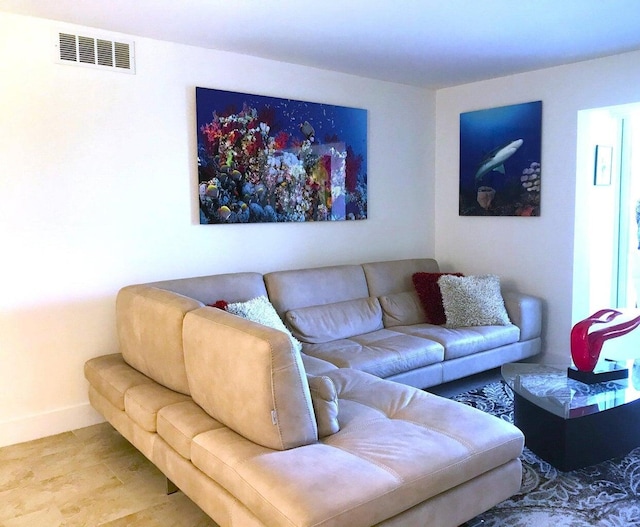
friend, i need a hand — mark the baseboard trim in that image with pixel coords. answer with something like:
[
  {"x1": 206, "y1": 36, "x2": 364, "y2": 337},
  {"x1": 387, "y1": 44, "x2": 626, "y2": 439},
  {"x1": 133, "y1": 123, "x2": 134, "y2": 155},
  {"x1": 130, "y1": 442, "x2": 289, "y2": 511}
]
[{"x1": 0, "y1": 402, "x2": 105, "y2": 448}]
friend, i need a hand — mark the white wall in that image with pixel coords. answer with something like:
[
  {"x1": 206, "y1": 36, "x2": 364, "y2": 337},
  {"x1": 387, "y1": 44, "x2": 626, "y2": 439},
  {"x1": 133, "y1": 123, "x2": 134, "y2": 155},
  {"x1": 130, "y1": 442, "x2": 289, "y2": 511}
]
[
  {"x1": 435, "y1": 50, "x2": 640, "y2": 364},
  {"x1": 0, "y1": 12, "x2": 436, "y2": 446}
]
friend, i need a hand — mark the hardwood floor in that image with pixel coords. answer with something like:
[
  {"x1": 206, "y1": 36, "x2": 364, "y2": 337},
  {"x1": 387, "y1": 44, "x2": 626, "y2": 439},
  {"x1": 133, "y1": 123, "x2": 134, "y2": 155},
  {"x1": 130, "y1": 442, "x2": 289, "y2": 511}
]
[{"x1": 0, "y1": 423, "x2": 217, "y2": 526}]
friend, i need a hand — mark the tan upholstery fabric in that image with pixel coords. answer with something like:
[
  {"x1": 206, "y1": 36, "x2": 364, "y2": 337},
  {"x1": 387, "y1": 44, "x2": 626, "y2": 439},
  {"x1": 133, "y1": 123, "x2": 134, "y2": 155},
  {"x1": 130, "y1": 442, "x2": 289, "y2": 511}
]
[
  {"x1": 183, "y1": 307, "x2": 318, "y2": 450},
  {"x1": 190, "y1": 368, "x2": 523, "y2": 527},
  {"x1": 303, "y1": 329, "x2": 444, "y2": 378},
  {"x1": 85, "y1": 258, "x2": 539, "y2": 526},
  {"x1": 117, "y1": 285, "x2": 203, "y2": 395},
  {"x1": 391, "y1": 323, "x2": 520, "y2": 360},
  {"x1": 286, "y1": 297, "x2": 383, "y2": 343},
  {"x1": 441, "y1": 339, "x2": 541, "y2": 383},
  {"x1": 362, "y1": 258, "x2": 440, "y2": 297},
  {"x1": 88, "y1": 386, "x2": 158, "y2": 460},
  {"x1": 503, "y1": 290, "x2": 543, "y2": 341},
  {"x1": 375, "y1": 459, "x2": 522, "y2": 527},
  {"x1": 307, "y1": 374, "x2": 339, "y2": 437},
  {"x1": 378, "y1": 290, "x2": 426, "y2": 327},
  {"x1": 84, "y1": 353, "x2": 154, "y2": 410},
  {"x1": 124, "y1": 383, "x2": 190, "y2": 432},
  {"x1": 300, "y1": 353, "x2": 338, "y2": 376},
  {"x1": 264, "y1": 264, "x2": 369, "y2": 315},
  {"x1": 152, "y1": 438, "x2": 268, "y2": 527},
  {"x1": 157, "y1": 400, "x2": 223, "y2": 460},
  {"x1": 148, "y1": 271, "x2": 267, "y2": 306}
]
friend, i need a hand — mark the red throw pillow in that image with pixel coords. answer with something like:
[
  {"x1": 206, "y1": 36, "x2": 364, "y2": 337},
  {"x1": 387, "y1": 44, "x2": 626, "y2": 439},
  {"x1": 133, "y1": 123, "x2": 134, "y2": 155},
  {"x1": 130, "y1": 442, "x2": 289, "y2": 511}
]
[{"x1": 412, "y1": 272, "x2": 464, "y2": 325}]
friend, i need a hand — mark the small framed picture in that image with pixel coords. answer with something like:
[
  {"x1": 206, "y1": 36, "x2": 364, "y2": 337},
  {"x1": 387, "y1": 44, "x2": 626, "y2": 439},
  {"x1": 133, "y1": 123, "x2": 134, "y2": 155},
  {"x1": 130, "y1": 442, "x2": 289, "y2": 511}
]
[{"x1": 594, "y1": 145, "x2": 613, "y2": 186}]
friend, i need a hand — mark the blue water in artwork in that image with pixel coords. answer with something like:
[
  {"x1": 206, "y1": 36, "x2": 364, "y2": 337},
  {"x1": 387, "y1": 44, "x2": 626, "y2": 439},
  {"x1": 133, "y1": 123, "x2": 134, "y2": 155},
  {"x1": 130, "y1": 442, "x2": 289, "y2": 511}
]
[
  {"x1": 459, "y1": 101, "x2": 542, "y2": 216},
  {"x1": 196, "y1": 87, "x2": 368, "y2": 224}
]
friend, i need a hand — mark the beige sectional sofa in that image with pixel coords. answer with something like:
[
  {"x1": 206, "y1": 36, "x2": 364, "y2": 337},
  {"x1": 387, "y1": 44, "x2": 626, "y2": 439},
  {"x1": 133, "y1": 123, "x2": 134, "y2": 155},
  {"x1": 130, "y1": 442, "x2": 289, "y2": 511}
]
[{"x1": 85, "y1": 258, "x2": 542, "y2": 527}]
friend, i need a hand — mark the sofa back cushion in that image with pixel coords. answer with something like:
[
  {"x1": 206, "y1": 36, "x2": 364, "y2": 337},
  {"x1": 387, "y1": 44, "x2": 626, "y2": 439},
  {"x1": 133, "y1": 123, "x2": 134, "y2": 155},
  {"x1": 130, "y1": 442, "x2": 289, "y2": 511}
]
[
  {"x1": 183, "y1": 307, "x2": 318, "y2": 450},
  {"x1": 285, "y1": 297, "x2": 383, "y2": 343},
  {"x1": 362, "y1": 259, "x2": 439, "y2": 327},
  {"x1": 264, "y1": 264, "x2": 369, "y2": 315},
  {"x1": 117, "y1": 273, "x2": 268, "y2": 396},
  {"x1": 378, "y1": 290, "x2": 426, "y2": 328},
  {"x1": 362, "y1": 258, "x2": 440, "y2": 297},
  {"x1": 149, "y1": 272, "x2": 267, "y2": 305},
  {"x1": 117, "y1": 285, "x2": 203, "y2": 395}
]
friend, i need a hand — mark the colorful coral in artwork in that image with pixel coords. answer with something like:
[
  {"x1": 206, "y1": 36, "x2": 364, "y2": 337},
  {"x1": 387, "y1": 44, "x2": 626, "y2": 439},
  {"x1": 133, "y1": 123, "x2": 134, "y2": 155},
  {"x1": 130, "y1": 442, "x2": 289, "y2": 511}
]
[{"x1": 197, "y1": 90, "x2": 367, "y2": 224}]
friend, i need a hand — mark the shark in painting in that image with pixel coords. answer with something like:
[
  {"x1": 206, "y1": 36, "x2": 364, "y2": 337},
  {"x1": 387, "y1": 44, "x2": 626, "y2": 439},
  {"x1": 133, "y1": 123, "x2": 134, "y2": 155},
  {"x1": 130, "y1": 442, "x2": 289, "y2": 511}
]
[{"x1": 474, "y1": 139, "x2": 523, "y2": 183}]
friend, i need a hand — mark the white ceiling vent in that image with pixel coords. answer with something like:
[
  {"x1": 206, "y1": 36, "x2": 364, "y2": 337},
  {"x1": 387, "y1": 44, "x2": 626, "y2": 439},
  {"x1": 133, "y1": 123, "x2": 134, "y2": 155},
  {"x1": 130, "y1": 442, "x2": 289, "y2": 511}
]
[{"x1": 54, "y1": 30, "x2": 135, "y2": 74}]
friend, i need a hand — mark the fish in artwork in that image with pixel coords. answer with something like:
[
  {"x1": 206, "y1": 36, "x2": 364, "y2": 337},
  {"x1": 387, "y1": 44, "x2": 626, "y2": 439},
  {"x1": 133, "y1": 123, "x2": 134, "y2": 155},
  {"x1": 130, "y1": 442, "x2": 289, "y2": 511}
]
[
  {"x1": 299, "y1": 121, "x2": 315, "y2": 141},
  {"x1": 475, "y1": 139, "x2": 523, "y2": 183},
  {"x1": 205, "y1": 184, "x2": 219, "y2": 198},
  {"x1": 218, "y1": 206, "x2": 232, "y2": 221}
]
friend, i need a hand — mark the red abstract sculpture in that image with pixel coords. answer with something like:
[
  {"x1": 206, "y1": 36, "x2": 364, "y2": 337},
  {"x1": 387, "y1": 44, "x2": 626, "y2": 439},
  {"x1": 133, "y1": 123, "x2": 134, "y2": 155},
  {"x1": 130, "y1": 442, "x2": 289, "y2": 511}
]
[{"x1": 571, "y1": 309, "x2": 640, "y2": 372}]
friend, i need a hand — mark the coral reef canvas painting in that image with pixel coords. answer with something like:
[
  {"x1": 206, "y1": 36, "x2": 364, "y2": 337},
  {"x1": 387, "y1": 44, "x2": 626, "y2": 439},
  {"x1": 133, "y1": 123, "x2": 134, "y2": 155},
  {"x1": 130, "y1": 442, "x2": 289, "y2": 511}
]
[
  {"x1": 459, "y1": 101, "x2": 542, "y2": 216},
  {"x1": 196, "y1": 87, "x2": 367, "y2": 224}
]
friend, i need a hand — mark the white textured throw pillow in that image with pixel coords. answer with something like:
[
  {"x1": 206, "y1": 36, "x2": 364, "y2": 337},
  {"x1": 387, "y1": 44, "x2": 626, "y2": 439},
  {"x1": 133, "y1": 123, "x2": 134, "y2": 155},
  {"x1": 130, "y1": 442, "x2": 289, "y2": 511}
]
[
  {"x1": 438, "y1": 274, "x2": 511, "y2": 327},
  {"x1": 226, "y1": 296, "x2": 303, "y2": 353}
]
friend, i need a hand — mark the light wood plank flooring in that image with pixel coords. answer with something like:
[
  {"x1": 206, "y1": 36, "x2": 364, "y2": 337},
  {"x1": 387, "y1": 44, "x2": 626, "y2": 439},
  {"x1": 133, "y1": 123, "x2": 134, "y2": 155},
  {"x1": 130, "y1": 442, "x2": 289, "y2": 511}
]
[{"x1": 0, "y1": 423, "x2": 217, "y2": 526}]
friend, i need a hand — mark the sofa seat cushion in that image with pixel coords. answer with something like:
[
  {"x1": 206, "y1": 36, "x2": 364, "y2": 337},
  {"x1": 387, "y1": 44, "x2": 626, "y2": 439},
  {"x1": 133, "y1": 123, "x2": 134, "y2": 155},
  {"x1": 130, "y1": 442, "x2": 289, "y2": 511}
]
[
  {"x1": 124, "y1": 383, "x2": 191, "y2": 433},
  {"x1": 157, "y1": 400, "x2": 224, "y2": 460},
  {"x1": 190, "y1": 369, "x2": 523, "y2": 527},
  {"x1": 302, "y1": 329, "x2": 444, "y2": 378},
  {"x1": 285, "y1": 298, "x2": 383, "y2": 343},
  {"x1": 393, "y1": 323, "x2": 520, "y2": 360},
  {"x1": 84, "y1": 353, "x2": 155, "y2": 411}
]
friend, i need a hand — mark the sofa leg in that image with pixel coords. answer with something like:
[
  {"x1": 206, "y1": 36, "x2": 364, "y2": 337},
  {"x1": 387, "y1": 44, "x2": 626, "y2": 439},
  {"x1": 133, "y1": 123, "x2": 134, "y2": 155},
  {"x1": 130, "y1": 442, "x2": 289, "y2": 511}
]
[{"x1": 166, "y1": 477, "x2": 179, "y2": 495}]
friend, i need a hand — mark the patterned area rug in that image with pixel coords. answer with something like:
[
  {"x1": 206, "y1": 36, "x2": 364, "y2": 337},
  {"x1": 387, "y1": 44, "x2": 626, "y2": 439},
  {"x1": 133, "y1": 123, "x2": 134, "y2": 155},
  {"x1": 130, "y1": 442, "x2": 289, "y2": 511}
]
[{"x1": 454, "y1": 382, "x2": 640, "y2": 527}]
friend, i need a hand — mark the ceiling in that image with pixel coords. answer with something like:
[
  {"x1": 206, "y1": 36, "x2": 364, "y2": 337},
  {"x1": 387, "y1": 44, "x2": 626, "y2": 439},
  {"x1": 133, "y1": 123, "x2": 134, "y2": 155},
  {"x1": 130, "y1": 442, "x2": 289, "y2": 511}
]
[{"x1": 3, "y1": 0, "x2": 640, "y2": 88}]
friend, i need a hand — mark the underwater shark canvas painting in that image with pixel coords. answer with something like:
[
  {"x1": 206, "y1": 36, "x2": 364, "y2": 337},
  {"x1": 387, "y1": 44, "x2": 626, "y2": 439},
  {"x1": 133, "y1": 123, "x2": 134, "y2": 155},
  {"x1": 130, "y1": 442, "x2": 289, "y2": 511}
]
[
  {"x1": 459, "y1": 101, "x2": 542, "y2": 216},
  {"x1": 196, "y1": 87, "x2": 367, "y2": 224}
]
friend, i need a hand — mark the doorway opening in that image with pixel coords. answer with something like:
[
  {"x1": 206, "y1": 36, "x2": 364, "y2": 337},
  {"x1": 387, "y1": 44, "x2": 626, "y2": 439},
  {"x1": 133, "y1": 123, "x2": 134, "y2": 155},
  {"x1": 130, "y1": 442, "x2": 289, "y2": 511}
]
[{"x1": 576, "y1": 103, "x2": 640, "y2": 359}]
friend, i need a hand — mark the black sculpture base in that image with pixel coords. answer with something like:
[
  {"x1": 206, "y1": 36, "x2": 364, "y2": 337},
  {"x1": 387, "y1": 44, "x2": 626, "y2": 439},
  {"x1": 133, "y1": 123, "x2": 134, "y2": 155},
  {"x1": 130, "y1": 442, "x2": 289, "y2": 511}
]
[{"x1": 567, "y1": 360, "x2": 629, "y2": 384}]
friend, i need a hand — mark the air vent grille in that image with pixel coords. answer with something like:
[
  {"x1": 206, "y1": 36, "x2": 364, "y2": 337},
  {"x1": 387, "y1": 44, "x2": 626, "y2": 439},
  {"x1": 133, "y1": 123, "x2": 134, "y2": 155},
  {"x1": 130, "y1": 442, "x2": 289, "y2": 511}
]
[
  {"x1": 55, "y1": 30, "x2": 135, "y2": 73},
  {"x1": 59, "y1": 32, "x2": 77, "y2": 61}
]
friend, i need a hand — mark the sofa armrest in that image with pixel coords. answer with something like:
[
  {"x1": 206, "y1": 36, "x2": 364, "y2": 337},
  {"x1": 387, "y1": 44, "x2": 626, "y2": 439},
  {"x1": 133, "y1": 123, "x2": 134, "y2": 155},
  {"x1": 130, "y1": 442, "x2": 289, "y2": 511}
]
[{"x1": 502, "y1": 291, "x2": 542, "y2": 342}]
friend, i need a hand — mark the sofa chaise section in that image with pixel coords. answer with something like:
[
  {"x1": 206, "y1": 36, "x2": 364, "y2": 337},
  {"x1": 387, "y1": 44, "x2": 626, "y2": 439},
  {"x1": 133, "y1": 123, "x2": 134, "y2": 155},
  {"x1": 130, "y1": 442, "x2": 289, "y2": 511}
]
[{"x1": 86, "y1": 302, "x2": 525, "y2": 527}]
